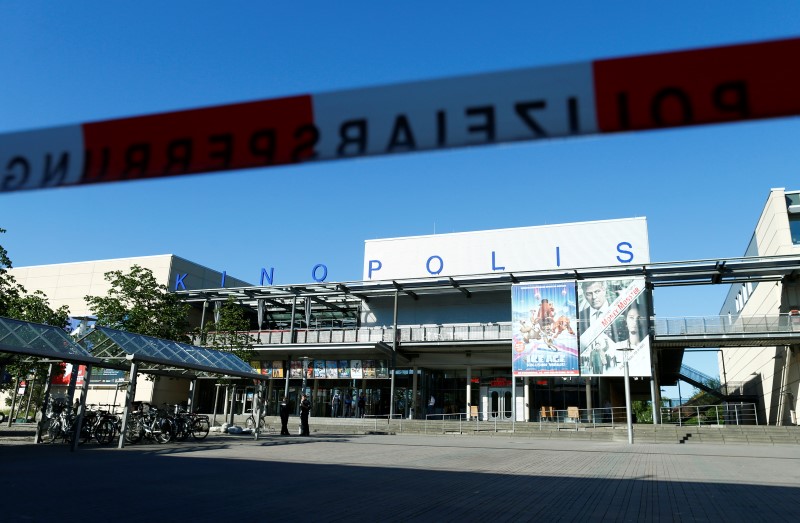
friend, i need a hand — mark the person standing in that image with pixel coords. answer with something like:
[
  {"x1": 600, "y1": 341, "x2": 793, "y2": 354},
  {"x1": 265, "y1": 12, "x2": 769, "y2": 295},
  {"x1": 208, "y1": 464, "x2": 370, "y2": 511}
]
[
  {"x1": 279, "y1": 396, "x2": 290, "y2": 435},
  {"x1": 344, "y1": 392, "x2": 353, "y2": 418},
  {"x1": 331, "y1": 391, "x2": 341, "y2": 418},
  {"x1": 299, "y1": 394, "x2": 311, "y2": 436},
  {"x1": 357, "y1": 392, "x2": 366, "y2": 418}
]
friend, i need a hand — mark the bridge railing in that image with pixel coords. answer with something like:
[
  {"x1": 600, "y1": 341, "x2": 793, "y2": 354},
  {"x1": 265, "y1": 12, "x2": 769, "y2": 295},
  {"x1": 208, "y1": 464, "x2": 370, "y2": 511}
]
[
  {"x1": 194, "y1": 314, "x2": 800, "y2": 346},
  {"x1": 653, "y1": 313, "x2": 800, "y2": 336}
]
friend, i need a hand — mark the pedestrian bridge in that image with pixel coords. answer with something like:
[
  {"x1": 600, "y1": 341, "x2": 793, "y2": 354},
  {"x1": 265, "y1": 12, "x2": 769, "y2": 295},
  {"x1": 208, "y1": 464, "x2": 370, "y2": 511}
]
[{"x1": 652, "y1": 313, "x2": 800, "y2": 348}]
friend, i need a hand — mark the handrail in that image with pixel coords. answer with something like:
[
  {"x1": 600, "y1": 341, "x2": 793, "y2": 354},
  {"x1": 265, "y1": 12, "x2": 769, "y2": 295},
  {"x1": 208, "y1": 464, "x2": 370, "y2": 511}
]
[{"x1": 190, "y1": 314, "x2": 800, "y2": 346}]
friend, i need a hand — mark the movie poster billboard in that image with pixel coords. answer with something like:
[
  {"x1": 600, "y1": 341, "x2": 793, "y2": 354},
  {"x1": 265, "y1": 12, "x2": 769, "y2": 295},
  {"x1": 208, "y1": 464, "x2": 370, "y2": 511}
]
[
  {"x1": 577, "y1": 277, "x2": 651, "y2": 377},
  {"x1": 351, "y1": 360, "x2": 363, "y2": 379},
  {"x1": 376, "y1": 361, "x2": 389, "y2": 379},
  {"x1": 271, "y1": 361, "x2": 284, "y2": 379},
  {"x1": 289, "y1": 360, "x2": 303, "y2": 378},
  {"x1": 363, "y1": 360, "x2": 376, "y2": 378},
  {"x1": 512, "y1": 281, "x2": 579, "y2": 376},
  {"x1": 325, "y1": 360, "x2": 338, "y2": 379},
  {"x1": 338, "y1": 360, "x2": 350, "y2": 378},
  {"x1": 313, "y1": 360, "x2": 325, "y2": 378}
]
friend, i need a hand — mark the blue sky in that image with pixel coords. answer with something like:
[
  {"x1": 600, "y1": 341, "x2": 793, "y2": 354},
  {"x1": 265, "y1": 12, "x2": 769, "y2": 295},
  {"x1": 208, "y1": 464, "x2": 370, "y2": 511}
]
[{"x1": 2, "y1": 2, "x2": 799, "y2": 397}]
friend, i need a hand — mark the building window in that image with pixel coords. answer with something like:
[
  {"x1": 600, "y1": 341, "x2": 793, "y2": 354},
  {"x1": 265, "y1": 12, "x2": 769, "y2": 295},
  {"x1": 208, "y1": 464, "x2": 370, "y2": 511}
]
[
  {"x1": 786, "y1": 193, "x2": 800, "y2": 245},
  {"x1": 790, "y1": 215, "x2": 800, "y2": 245}
]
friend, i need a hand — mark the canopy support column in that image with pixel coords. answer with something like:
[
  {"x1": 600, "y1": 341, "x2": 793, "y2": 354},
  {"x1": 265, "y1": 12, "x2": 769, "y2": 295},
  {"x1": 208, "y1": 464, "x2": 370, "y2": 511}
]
[
  {"x1": 187, "y1": 378, "x2": 197, "y2": 412},
  {"x1": 253, "y1": 380, "x2": 266, "y2": 440},
  {"x1": 117, "y1": 361, "x2": 139, "y2": 449},
  {"x1": 70, "y1": 365, "x2": 92, "y2": 453},
  {"x1": 389, "y1": 290, "x2": 398, "y2": 419},
  {"x1": 6, "y1": 375, "x2": 19, "y2": 427},
  {"x1": 35, "y1": 363, "x2": 54, "y2": 444}
]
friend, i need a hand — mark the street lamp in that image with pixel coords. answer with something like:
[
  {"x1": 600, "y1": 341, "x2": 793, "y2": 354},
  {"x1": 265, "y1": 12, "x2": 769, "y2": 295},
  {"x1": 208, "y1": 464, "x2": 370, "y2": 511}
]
[{"x1": 620, "y1": 347, "x2": 634, "y2": 445}]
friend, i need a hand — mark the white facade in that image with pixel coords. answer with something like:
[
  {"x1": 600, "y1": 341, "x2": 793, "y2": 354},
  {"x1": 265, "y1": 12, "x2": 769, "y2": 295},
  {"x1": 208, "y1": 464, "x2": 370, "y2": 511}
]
[
  {"x1": 8, "y1": 254, "x2": 250, "y2": 317},
  {"x1": 719, "y1": 188, "x2": 800, "y2": 425},
  {"x1": 5, "y1": 255, "x2": 250, "y2": 409},
  {"x1": 363, "y1": 217, "x2": 650, "y2": 280}
]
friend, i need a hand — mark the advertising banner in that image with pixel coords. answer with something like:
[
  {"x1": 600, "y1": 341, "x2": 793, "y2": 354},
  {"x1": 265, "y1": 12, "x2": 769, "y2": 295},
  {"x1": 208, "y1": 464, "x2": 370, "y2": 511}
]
[
  {"x1": 337, "y1": 360, "x2": 350, "y2": 379},
  {"x1": 351, "y1": 360, "x2": 363, "y2": 379},
  {"x1": 325, "y1": 361, "x2": 338, "y2": 379},
  {"x1": 289, "y1": 360, "x2": 303, "y2": 379},
  {"x1": 512, "y1": 281, "x2": 579, "y2": 376},
  {"x1": 89, "y1": 367, "x2": 126, "y2": 385},
  {"x1": 50, "y1": 363, "x2": 86, "y2": 386},
  {"x1": 577, "y1": 277, "x2": 652, "y2": 377},
  {"x1": 271, "y1": 361, "x2": 284, "y2": 379}
]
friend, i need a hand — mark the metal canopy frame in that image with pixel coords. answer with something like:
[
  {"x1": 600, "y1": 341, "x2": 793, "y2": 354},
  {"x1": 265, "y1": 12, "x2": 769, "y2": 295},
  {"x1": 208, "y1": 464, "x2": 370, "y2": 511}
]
[
  {"x1": 0, "y1": 316, "x2": 102, "y2": 366},
  {"x1": 0, "y1": 316, "x2": 269, "y2": 451},
  {"x1": 176, "y1": 254, "x2": 800, "y2": 316},
  {"x1": 80, "y1": 327, "x2": 262, "y2": 380}
]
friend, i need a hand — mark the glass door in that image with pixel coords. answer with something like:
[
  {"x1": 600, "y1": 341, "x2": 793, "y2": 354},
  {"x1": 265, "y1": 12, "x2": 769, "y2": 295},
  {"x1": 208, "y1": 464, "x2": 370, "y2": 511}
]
[{"x1": 488, "y1": 388, "x2": 512, "y2": 421}]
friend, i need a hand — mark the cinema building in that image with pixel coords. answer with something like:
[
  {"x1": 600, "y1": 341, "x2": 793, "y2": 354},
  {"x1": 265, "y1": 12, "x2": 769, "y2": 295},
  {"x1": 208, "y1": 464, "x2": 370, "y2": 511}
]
[
  {"x1": 8, "y1": 199, "x2": 799, "y2": 425},
  {"x1": 178, "y1": 217, "x2": 662, "y2": 420}
]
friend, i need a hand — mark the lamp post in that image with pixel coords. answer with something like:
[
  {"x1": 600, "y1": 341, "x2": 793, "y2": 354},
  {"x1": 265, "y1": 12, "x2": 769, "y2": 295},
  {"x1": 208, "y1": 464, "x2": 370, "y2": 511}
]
[{"x1": 621, "y1": 347, "x2": 634, "y2": 445}]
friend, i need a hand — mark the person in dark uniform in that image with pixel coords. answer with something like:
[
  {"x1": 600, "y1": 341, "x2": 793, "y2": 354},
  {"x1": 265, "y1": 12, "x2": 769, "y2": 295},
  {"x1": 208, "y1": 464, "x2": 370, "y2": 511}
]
[
  {"x1": 279, "y1": 396, "x2": 290, "y2": 435},
  {"x1": 299, "y1": 394, "x2": 311, "y2": 436}
]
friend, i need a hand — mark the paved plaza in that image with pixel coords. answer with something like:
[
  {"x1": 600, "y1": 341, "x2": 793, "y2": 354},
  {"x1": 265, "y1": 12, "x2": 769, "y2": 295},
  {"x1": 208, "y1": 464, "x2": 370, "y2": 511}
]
[{"x1": 2, "y1": 426, "x2": 799, "y2": 522}]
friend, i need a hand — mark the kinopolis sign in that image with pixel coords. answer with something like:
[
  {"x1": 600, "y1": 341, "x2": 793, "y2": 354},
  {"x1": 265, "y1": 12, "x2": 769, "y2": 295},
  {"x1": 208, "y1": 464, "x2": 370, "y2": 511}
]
[
  {"x1": 174, "y1": 218, "x2": 649, "y2": 290},
  {"x1": 362, "y1": 218, "x2": 650, "y2": 281}
]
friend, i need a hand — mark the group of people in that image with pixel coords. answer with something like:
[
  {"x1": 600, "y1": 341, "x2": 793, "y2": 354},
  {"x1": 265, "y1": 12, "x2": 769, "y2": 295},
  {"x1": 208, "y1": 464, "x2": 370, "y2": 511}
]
[
  {"x1": 278, "y1": 391, "x2": 369, "y2": 436},
  {"x1": 331, "y1": 391, "x2": 367, "y2": 418},
  {"x1": 279, "y1": 394, "x2": 310, "y2": 436}
]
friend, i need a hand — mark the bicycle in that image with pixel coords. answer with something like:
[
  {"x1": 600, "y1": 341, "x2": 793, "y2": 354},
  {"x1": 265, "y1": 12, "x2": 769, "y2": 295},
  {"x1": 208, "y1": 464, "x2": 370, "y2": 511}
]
[
  {"x1": 185, "y1": 411, "x2": 210, "y2": 440},
  {"x1": 125, "y1": 403, "x2": 173, "y2": 444},
  {"x1": 245, "y1": 410, "x2": 269, "y2": 432}
]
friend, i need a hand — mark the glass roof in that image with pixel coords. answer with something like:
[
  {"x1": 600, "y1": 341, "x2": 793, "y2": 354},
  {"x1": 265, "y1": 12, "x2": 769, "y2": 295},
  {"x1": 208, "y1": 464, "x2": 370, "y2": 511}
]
[
  {"x1": 89, "y1": 327, "x2": 259, "y2": 377},
  {"x1": 0, "y1": 315, "x2": 99, "y2": 363}
]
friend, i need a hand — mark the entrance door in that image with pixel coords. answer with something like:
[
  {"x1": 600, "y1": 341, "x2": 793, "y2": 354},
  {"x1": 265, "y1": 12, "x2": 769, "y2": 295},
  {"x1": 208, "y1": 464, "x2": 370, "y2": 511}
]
[{"x1": 488, "y1": 388, "x2": 513, "y2": 421}]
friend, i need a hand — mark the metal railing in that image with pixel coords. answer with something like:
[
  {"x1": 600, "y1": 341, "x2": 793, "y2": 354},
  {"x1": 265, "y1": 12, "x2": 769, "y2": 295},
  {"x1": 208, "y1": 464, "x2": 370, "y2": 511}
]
[
  {"x1": 660, "y1": 402, "x2": 758, "y2": 426},
  {"x1": 654, "y1": 313, "x2": 800, "y2": 336},
  {"x1": 417, "y1": 403, "x2": 759, "y2": 433},
  {"x1": 207, "y1": 314, "x2": 800, "y2": 347}
]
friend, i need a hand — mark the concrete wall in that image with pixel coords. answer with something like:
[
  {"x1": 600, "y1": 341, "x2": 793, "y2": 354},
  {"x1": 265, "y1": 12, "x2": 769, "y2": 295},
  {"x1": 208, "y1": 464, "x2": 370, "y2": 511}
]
[{"x1": 721, "y1": 188, "x2": 800, "y2": 425}]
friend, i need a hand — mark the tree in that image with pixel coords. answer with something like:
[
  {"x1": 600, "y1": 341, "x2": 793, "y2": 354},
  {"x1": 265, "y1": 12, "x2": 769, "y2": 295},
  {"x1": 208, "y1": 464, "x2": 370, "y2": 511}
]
[
  {"x1": 0, "y1": 228, "x2": 69, "y2": 409},
  {"x1": 85, "y1": 265, "x2": 190, "y2": 342},
  {"x1": 202, "y1": 297, "x2": 255, "y2": 363}
]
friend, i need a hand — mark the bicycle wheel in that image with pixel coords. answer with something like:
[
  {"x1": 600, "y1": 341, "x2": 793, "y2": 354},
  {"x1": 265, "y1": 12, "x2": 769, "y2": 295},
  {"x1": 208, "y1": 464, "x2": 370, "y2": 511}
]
[
  {"x1": 173, "y1": 417, "x2": 190, "y2": 441},
  {"x1": 191, "y1": 417, "x2": 210, "y2": 440},
  {"x1": 46, "y1": 418, "x2": 61, "y2": 444},
  {"x1": 155, "y1": 418, "x2": 173, "y2": 444},
  {"x1": 94, "y1": 418, "x2": 116, "y2": 445},
  {"x1": 125, "y1": 418, "x2": 143, "y2": 444}
]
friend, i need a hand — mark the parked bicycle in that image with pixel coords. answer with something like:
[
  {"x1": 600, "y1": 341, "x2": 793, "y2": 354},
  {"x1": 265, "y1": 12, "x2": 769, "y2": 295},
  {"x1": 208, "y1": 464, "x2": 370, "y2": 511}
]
[
  {"x1": 125, "y1": 403, "x2": 173, "y2": 444},
  {"x1": 245, "y1": 410, "x2": 270, "y2": 432}
]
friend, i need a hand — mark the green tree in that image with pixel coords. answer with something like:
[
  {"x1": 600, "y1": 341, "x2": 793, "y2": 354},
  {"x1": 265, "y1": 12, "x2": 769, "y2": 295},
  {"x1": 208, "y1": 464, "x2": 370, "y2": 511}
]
[
  {"x1": 85, "y1": 265, "x2": 190, "y2": 342},
  {"x1": 0, "y1": 228, "x2": 69, "y2": 409},
  {"x1": 202, "y1": 297, "x2": 255, "y2": 363}
]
